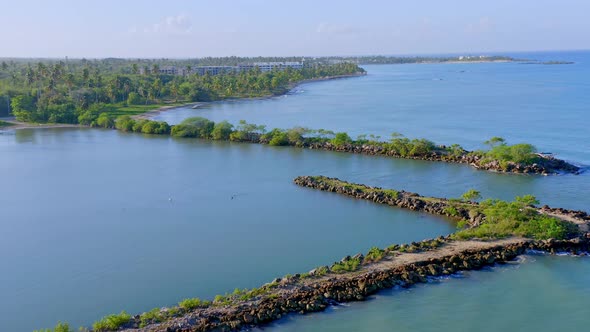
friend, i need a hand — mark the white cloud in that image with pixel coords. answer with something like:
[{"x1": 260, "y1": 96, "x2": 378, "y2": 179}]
[{"x1": 131, "y1": 14, "x2": 193, "y2": 36}]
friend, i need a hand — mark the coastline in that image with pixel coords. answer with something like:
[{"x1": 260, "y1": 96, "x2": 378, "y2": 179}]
[
  {"x1": 0, "y1": 120, "x2": 81, "y2": 131},
  {"x1": 133, "y1": 72, "x2": 367, "y2": 120}
]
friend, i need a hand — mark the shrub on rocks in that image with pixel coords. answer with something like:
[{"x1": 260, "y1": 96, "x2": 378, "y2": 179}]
[
  {"x1": 331, "y1": 257, "x2": 361, "y2": 273},
  {"x1": 92, "y1": 311, "x2": 131, "y2": 332},
  {"x1": 178, "y1": 297, "x2": 210, "y2": 310}
]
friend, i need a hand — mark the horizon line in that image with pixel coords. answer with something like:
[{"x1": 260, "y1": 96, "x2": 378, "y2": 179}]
[{"x1": 1, "y1": 48, "x2": 589, "y2": 61}]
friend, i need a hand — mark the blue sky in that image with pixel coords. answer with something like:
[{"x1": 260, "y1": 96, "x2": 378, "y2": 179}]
[{"x1": 1, "y1": 0, "x2": 589, "y2": 58}]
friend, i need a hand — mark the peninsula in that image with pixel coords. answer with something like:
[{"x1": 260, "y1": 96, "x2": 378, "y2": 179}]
[{"x1": 105, "y1": 117, "x2": 580, "y2": 175}]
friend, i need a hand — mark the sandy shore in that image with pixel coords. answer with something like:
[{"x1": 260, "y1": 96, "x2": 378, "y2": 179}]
[{"x1": 133, "y1": 72, "x2": 367, "y2": 120}]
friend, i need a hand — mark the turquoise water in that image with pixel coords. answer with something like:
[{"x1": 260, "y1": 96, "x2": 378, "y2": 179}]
[
  {"x1": 261, "y1": 254, "x2": 590, "y2": 332},
  {"x1": 156, "y1": 51, "x2": 590, "y2": 166},
  {"x1": 0, "y1": 129, "x2": 454, "y2": 332},
  {"x1": 1, "y1": 51, "x2": 590, "y2": 331}
]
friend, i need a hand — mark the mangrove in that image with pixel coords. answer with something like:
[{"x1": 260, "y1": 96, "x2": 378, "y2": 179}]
[{"x1": 107, "y1": 117, "x2": 581, "y2": 175}]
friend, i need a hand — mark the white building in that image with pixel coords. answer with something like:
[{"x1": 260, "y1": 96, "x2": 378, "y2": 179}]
[{"x1": 238, "y1": 62, "x2": 303, "y2": 72}]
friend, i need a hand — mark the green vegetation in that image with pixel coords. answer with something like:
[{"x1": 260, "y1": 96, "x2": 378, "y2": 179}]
[
  {"x1": 178, "y1": 297, "x2": 211, "y2": 310},
  {"x1": 92, "y1": 311, "x2": 131, "y2": 331},
  {"x1": 385, "y1": 238, "x2": 445, "y2": 254},
  {"x1": 0, "y1": 120, "x2": 11, "y2": 127},
  {"x1": 312, "y1": 266, "x2": 329, "y2": 277},
  {"x1": 477, "y1": 136, "x2": 539, "y2": 168},
  {"x1": 33, "y1": 322, "x2": 72, "y2": 332},
  {"x1": 211, "y1": 120, "x2": 234, "y2": 140},
  {"x1": 331, "y1": 257, "x2": 361, "y2": 273},
  {"x1": 303, "y1": 176, "x2": 579, "y2": 242},
  {"x1": 453, "y1": 195, "x2": 579, "y2": 240},
  {"x1": 151, "y1": 119, "x2": 544, "y2": 169},
  {"x1": 461, "y1": 189, "x2": 481, "y2": 202},
  {"x1": 365, "y1": 247, "x2": 385, "y2": 262},
  {"x1": 139, "y1": 308, "x2": 166, "y2": 328},
  {"x1": 331, "y1": 132, "x2": 353, "y2": 147},
  {"x1": 0, "y1": 58, "x2": 363, "y2": 125}
]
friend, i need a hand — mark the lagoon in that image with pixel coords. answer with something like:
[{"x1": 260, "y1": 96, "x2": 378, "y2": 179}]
[{"x1": 2, "y1": 50, "x2": 590, "y2": 331}]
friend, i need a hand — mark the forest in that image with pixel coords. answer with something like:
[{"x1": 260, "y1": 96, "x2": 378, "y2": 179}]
[{"x1": 0, "y1": 58, "x2": 364, "y2": 122}]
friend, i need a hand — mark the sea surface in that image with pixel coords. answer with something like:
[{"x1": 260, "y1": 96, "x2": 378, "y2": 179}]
[{"x1": 1, "y1": 50, "x2": 589, "y2": 331}]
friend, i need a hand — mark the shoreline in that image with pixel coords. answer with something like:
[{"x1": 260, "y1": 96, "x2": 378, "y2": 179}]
[
  {"x1": 0, "y1": 120, "x2": 81, "y2": 131},
  {"x1": 133, "y1": 72, "x2": 367, "y2": 120}
]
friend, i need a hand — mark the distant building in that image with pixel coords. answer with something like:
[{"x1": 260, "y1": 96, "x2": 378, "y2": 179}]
[
  {"x1": 193, "y1": 66, "x2": 236, "y2": 76},
  {"x1": 141, "y1": 62, "x2": 305, "y2": 76},
  {"x1": 158, "y1": 66, "x2": 188, "y2": 76},
  {"x1": 237, "y1": 62, "x2": 303, "y2": 72}
]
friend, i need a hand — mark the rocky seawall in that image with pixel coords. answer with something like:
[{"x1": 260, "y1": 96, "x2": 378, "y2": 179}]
[
  {"x1": 229, "y1": 135, "x2": 580, "y2": 175},
  {"x1": 293, "y1": 175, "x2": 590, "y2": 231},
  {"x1": 293, "y1": 175, "x2": 484, "y2": 225},
  {"x1": 297, "y1": 142, "x2": 581, "y2": 175},
  {"x1": 118, "y1": 177, "x2": 590, "y2": 331},
  {"x1": 127, "y1": 237, "x2": 590, "y2": 332},
  {"x1": 92, "y1": 176, "x2": 590, "y2": 332}
]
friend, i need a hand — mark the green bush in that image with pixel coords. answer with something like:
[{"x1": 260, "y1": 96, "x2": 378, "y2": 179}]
[
  {"x1": 78, "y1": 110, "x2": 98, "y2": 126},
  {"x1": 331, "y1": 132, "x2": 352, "y2": 147},
  {"x1": 171, "y1": 117, "x2": 214, "y2": 138},
  {"x1": 447, "y1": 143, "x2": 465, "y2": 157},
  {"x1": 443, "y1": 205, "x2": 459, "y2": 216},
  {"x1": 365, "y1": 247, "x2": 385, "y2": 261},
  {"x1": 178, "y1": 297, "x2": 210, "y2": 310},
  {"x1": 141, "y1": 120, "x2": 159, "y2": 134},
  {"x1": 461, "y1": 189, "x2": 481, "y2": 202},
  {"x1": 211, "y1": 120, "x2": 233, "y2": 140},
  {"x1": 229, "y1": 120, "x2": 265, "y2": 141},
  {"x1": 387, "y1": 136, "x2": 436, "y2": 157},
  {"x1": 115, "y1": 115, "x2": 136, "y2": 132},
  {"x1": 33, "y1": 322, "x2": 72, "y2": 332},
  {"x1": 312, "y1": 265, "x2": 329, "y2": 277},
  {"x1": 331, "y1": 257, "x2": 360, "y2": 273},
  {"x1": 453, "y1": 196, "x2": 579, "y2": 240},
  {"x1": 269, "y1": 131, "x2": 289, "y2": 146},
  {"x1": 132, "y1": 119, "x2": 149, "y2": 132},
  {"x1": 92, "y1": 311, "x2": 131, "y2": 331},
  {"x1": 139, "y1": 308, "x2": 165, "y2": 328},
  {"x1": 95, "y1": 113, "x2": 114, "y2": 128},
  {"x1": 382, "y1": 189, "x2": 399, "y2": 198},
  {"x1": 287, "y1": 127, "x2": 307, "y2": 144},
  {"x1": 483, "y1": 138, "x2": 538, "y2": 166}
]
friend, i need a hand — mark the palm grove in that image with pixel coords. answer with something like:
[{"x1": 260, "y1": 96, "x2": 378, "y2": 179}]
[{"x1": 0, "y1": 58, "x2": 364, "y2": 124}]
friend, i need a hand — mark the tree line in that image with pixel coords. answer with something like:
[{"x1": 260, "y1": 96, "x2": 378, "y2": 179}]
[
  {"x1": 0, "y1": 59, "x2": 364, "y2": 122},
  {"x1": 105, "y1": 115, "x2": 538, "y2": 167}
]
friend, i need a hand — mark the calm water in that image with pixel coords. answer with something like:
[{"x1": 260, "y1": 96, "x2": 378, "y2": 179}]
[
  {"x1": 261, "y1": 254, "x2": 590, "y2": 332},
  {"x1": 1, "y1": 50, "x2": 590, "y2": 331}
]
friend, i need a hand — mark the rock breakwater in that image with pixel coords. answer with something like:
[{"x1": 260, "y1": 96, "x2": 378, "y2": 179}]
[{"x1": 126, "y1": 237, "x2": 589, "y2": 332}]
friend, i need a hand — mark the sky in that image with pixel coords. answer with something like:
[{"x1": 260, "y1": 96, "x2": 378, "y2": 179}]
[{"x1": 1, "y1": 0, "x2": 589, "y2": 58}]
